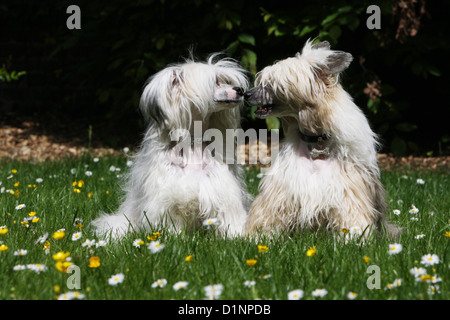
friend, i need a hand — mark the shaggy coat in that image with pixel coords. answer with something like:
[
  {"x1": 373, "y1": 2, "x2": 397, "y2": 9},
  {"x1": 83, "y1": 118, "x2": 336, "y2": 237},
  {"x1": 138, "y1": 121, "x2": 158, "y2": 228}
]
[
  {"x1": 91, "y1": 56, "x2": 251, "y2": 239},
  {"x1": 244, "y1": 40, "x2": 400, "y2": 238}
]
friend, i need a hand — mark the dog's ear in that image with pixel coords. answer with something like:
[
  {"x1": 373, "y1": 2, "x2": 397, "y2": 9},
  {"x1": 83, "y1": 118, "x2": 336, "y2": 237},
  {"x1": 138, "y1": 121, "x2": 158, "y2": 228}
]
[
  {"x1": 312, "y1": 41, "x2": 331, "y2": 51},
  {"x1": 325, "y1": 51, "x2": 353, "y2": 74}
]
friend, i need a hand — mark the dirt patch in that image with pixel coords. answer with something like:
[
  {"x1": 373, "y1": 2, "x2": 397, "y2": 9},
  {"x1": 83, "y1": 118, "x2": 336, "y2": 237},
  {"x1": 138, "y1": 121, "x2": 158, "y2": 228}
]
[{"x1": 1, "y1": 119, "x2": 449, "y2": 171}]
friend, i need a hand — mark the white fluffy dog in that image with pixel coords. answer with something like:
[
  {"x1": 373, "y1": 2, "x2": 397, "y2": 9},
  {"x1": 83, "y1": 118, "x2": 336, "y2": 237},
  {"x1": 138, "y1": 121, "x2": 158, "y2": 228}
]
[
  {"x1": 244, "y1": 40, "x2": 399, "y2": 238},
  {"x1": 91, "y1": 55, "x2": 250, "y2": 239}
]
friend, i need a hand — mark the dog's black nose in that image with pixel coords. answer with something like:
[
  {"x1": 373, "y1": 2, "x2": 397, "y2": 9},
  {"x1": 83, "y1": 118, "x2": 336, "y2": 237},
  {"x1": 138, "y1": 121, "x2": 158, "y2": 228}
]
[
  {"x1": 243, "y1": 91, "x2": 252, "y2": 99},
  {"x1": 233, "y1": 87, "x2": 244, "y2": 96}
]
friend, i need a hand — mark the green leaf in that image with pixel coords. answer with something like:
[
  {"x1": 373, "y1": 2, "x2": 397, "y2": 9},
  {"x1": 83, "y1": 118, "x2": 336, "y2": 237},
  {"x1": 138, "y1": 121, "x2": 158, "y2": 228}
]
[
  {"x1": 427, "y1": 65, "x2": 441, "y2": 77},
  {"x1": 263, "y1": 13, "x2": 271, "y2": 22},
  {"x1": 225, "y1": 20, "x2": 233, "y2": 30},
  {"x1": 328, "y1": 25, "x2": 342, "y2": 42},
  {"x1": 299, "y1": 25, "x2": 317, "y2": 37},
  {"x1": 156, "y1": 38, "x2": 165, "y2": 50},
  {"x1": 321, "y1": 12, "x2": 340, "y2": 26},
  {"x1": 238, "y1": 34, "x2": 255, "y2": 46},
  {"x1": 226, "y1": 40, "x2": 239, "y2": 55},
  {"x1": 241, "y1": 49, "x2": 257, "y2": 74}
]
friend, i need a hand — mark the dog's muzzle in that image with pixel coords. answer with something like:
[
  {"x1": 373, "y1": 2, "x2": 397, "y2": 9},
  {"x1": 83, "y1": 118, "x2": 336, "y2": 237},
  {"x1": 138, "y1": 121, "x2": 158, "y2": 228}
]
[{"x1": 244, "y1": 86, "x2": 275, "y2": 118}]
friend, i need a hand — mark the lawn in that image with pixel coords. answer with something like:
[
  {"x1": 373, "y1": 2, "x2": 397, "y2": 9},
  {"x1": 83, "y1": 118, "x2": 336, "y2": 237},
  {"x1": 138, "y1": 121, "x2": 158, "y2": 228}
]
[{"x1": 0, "y1": 154, "x2": 448, "y2": 300}]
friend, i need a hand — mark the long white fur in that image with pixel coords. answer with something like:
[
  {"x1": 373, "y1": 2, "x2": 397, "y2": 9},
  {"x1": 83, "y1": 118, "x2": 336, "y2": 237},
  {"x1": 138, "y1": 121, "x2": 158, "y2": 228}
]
[
  {"x1": 91, "y1": 55, "x2": 251, "y2": 239},
  {"x1": 245, "y1": 40, "x2": 400, "y2": 238}
]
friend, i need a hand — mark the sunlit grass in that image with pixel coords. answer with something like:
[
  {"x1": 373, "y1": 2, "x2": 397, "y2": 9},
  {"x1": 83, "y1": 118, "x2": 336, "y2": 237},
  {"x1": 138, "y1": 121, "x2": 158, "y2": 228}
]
[{"x1": 0, "y1": 156, "x2": 448, "y2": 300}]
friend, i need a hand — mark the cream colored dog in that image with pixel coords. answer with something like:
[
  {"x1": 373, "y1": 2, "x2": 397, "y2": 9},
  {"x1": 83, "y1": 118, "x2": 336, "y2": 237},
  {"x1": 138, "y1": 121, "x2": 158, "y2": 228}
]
[{"x1": 244, "y1": 40, "x2": 400, "y2": 239}]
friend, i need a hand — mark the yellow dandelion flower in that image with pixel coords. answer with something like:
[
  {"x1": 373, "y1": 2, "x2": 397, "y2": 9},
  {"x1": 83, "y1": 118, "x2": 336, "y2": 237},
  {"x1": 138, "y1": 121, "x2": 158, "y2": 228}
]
[
  {"x1": 445, "y1": 231, "x2": 450, "y2": 238},
  {"x1": 77, "y1": 180, "x2": 84, "y2": 188},
  {"x1": 0, "y1": 226, "x2": 8, "y2": 235},
  {"x1": 20, "y1": 220, "x2": 29, "y2": 228},
  {"x1": 184, "y1": 254, "x2": 193, "y2": 262},
  {"x1": 28, "y1": 212, "x2": 36, "y2": 217},
  {"x1": 52, "y1": 230, "x2": 66, "y2": 240},
  {"x1": 420, "y1": 274, "x2": 432, "y2": 282},
  {"x1": 88, "y1": 192, "x2": 93, "y2": 198},
  {"x1": 73, "y1": 188, "x2": 81, "y2": 193},
  {"x1": 147, "y1": 235, "x2": 157, "y2": 241},
  {"x1": 153, "y1": 232, "x2": 163, "y2": 237},
  {"x1": 11, "y1": 169, "x2": 17, "y2": 174},
  {"x1": 52, "y1": 251, "x2": 70, "y2": 262},
  {"x1": 257, "y1": 245, "x2": 269, "y2": 253},
  {"x1": 14, "y1": 182, "x2": 20, "y2": 187},
  {"x1": 54, "y1": 285, "x2": 61, "y2": 293},
  {"x1": 363, "y1": 256, "x2": 370, "y2": 263},
  {"x1": 55, "y1": 261, "x2": 72, "y2": 273},
  {"x1": 43, "y1": 241, "x2": 51, "y2": 253},
  {"x1": 246, "y1": 259, "x2": 257, "y2": 266},
  {"x1": 0, "y1": 244, "x2": 8, "y2": 251},
  {"x1": 88, "y1": 256, "x2": 101, "y2": 268},
  {"x1": 306, "y1": 247, "x2": 317, "y2": 257},
  {"x1": 341, "y1": 228, "x2": 349, "y2": 233},
  {"x1": 32, "y1": 217, "x2": 40, "y2": 223}
]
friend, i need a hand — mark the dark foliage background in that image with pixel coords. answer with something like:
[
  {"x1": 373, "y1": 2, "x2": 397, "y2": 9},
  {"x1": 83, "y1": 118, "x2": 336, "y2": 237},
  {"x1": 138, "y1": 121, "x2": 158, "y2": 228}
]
[{"x1": 1, "y1": 0, "x2": 449, "y2": 156}]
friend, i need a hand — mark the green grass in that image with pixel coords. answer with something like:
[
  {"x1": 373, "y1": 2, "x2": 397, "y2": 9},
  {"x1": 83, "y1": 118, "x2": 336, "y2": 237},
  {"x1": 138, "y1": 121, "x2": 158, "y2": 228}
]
[{"x1": 0, "y1": 155, "x2": 448, "y2": 300}]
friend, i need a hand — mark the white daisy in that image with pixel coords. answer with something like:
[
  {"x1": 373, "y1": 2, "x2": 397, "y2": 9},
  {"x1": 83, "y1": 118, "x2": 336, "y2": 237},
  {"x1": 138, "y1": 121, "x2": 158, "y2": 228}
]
[
  {"x1": 202, "y1": 218, "x2": 219, "y2": 227},
  {"x1": 173, "y1": 281, "x2": 188, "y2": 291},
  {"x1": 311, "y1": 288, "x2": 328, "y2": 298},
  {"x1": 81, "y1": 239, "x2": 96, "y2": 248},
  {"x1": 71, "y1": 232, "x2": 82, "y2": 241},
  {"x1": 27, "y1": 264, "x2": 48, "y2": 274},
  {"x1": 148, "y1": 241, "x2": 165, "y2": 253},
  {"x1": 244, "y1": 280, "x2": 256, "y2": 288},
  {"x1": 133, "y1": 239, "x2": 144, "y2": 248},
  {"x1": 416, "y1": 178, "x2": 425, "y2": 185},
  {"x1": 288, "y1": 289, "x2": 304, "y2": 300},
  {"x1": 347, "y1": 291, "x2": 357, "y2": 300},
  {"x1": 409, "y1": 206, "x2": 419, "y2": 214},
  {"x1": 15, "y1": 204, "x2": 26, "y2": 210},
  {"x1": 57, "y1": 291, "x2": 85, "y2": 300},
  {"x1": 204, "y1": 284, "x2": 224, "y2": 300},
  {"x1": 13, "y1": 265, "x2": 27, "y2": 271},
  {"x1": 393, "y1": 209, "x2": 401, "y2": 216},
  {"x1": 108, "y1": 273, "x2": 124, "y2": 286},
  {"x1": 414, "y1": 234, "x2": 426, "y2": 239},
  {"x1": 13, "y1": 249, "x2": 28, "y2": 256},
  {"x1": 152, "y1": 279, "x2": 167, "y2": 288},
  {"x1": 409, "y1": 267, "x2": 427, "y2": 277},
  {"x1": 388, "y1": 243, "x2": 403, "y2": 255},
  {"x1": 95, "y1": 240, "x2": 107, "y2": 247},
  {"x1": 35, "y1": 178, "x2": 43, "y2": 183},
  {"x1": 421, "y1": 254, "x2": 439, "y2": 266},
  {"x1": 427, "y1": 285, "x2": 440, "y2": 295}
]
